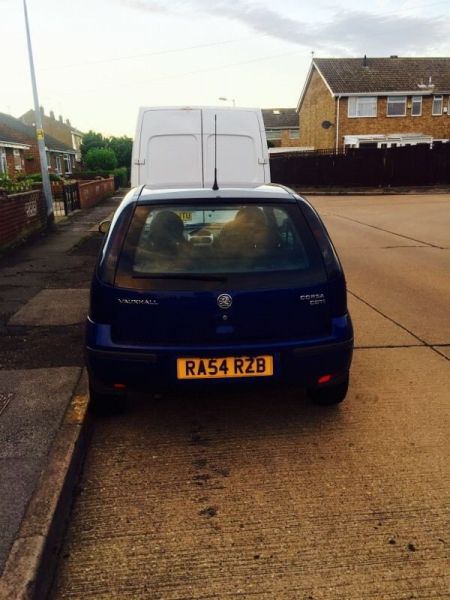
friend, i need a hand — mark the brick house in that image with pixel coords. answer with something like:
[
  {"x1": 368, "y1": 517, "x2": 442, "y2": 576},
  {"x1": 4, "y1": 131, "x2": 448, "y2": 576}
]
[
  {"x1": 297, "y1": 57, "x2": 450, "y2": 151},
  {"x1": 0, "y1": 112, "x2": 76, "y2": 178},
  {"x1": 261, "y1": 108, "x2": 299, "y2": 148},
  {"x1": 20, "y1": 107, "x2": 83, "y2": 164},
  {"x1": 0, "y1": 132, "x2": 31, "y2": 179}
]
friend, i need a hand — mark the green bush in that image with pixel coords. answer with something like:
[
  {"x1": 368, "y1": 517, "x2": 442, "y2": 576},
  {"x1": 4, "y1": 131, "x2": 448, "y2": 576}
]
[
  {"x1": 0, "y1": 174, "x2": 33, "y2": 193},
  {"x1": 72, "y1": 170, "x2": 114, "y2": 180},
  {"x1": 18, "y1": 172, "x2": 64, "y2": 183},
  {"x1": 112, "y1": 166, "x2": 129, "y2": 186},
  {"x1": 85, "y1": 148, "x2": 117, "y2": 171}
]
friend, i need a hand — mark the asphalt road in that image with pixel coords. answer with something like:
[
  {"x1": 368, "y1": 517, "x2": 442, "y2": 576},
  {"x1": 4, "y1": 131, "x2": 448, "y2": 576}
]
[{"x1": 51, "y1": 194, "x2": 450, "y2": 600}]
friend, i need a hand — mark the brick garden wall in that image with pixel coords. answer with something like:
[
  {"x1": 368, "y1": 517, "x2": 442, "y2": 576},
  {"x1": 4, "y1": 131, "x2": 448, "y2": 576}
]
[
  {"x1": 0, "y1": 189, "x2": 47, "y2": 251},
  {"x1": 78, "y1": 177, "x2": 115, "y2": 209}
]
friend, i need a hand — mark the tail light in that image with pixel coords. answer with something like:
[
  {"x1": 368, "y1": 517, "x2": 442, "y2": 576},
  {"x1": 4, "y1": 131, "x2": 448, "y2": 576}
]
[{"x1": 97, "y1": 203, "x2": 135, "y2": 285}]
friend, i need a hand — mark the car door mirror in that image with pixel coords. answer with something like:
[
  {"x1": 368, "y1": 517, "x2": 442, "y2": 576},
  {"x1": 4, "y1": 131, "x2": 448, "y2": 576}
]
[{"x1": 98, "y1": 220, "x2": 111, "y2": 234}]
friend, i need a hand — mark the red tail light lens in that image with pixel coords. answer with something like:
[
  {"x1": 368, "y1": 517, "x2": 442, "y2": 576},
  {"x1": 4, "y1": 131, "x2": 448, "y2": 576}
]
[{"x1": 318, "y1": 374, "x2": 333, "y2": 384}]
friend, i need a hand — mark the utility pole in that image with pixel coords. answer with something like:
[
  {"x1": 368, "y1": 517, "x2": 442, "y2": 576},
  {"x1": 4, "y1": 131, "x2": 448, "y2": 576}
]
[{"x1": 23, "y1": 0, "x2": 54, "y2": 223}]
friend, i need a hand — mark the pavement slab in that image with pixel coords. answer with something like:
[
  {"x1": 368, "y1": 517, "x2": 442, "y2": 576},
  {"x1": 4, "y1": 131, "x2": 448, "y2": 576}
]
[
  {"x1": 0, "y1": 367, "x2": 81, "y2": 574},
  {"x1": 435, "y1": 345, "x2": 450, "y2": 360},
  {"x1": 0, "y1": 367, "x2": 81, "y2": 459},
  {"x1": 348, "y1": 293, "x2": 419, "y2": 348},
  {"x1": 8, "y1": 289, "x2": 90, "y2": 326},
  {"x1": 0, "y1": 458, "x2": 44, "y2": 545},
  {"x1": 340, "y1": 246, "x2": 450, "y2": 345},
  {"x1": 309, "y1": 194, "x2": 450, "y2": 249}
]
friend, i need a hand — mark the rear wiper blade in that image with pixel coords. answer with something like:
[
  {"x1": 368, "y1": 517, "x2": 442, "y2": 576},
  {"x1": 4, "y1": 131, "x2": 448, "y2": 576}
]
[{"x1": 132, "y1": 273, "x2": 228, "y2": 282}]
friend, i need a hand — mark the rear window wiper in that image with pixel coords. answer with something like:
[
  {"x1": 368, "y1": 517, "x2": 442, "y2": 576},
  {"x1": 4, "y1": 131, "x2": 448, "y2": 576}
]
[{"x1": 132, "y1": 273, "x2": 228, "y2": 282}]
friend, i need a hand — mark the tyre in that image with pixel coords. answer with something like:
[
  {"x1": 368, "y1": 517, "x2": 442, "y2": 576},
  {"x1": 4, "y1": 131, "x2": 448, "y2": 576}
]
[
  {"x1": 88, "y1": 385, "x2": 127, "y2": 416},
  {"x1": 308, "y1": 376, "x2": 349, "y2": 406}
]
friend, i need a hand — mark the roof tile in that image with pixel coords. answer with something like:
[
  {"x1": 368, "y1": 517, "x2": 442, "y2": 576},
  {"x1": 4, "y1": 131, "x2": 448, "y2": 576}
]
[{"x1": 314, "y1": 57, "x2": 450, "y2": 94}]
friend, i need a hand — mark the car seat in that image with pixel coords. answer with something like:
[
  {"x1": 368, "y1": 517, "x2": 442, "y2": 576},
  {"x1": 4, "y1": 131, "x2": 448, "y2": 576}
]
[
  {"x1": 218, "y1": 207, "x2": 280, "y2": 257},
  {"x1": 147, "y1": 210, "x2": 185, "y2": 254}
]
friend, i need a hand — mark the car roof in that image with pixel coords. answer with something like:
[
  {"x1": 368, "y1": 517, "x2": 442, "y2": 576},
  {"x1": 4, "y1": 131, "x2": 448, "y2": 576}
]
[{"x1": 135, "y1": 184, "x2": 298, "y2": 204}]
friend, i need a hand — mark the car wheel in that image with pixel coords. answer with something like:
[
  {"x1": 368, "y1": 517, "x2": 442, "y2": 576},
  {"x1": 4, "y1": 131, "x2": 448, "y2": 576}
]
[
  {"x1": 89, "y1": 385, "x2": 127, "y2": 416},
  {"x1": 308, "y1": 376, "x2": 349, "y2": 406}
]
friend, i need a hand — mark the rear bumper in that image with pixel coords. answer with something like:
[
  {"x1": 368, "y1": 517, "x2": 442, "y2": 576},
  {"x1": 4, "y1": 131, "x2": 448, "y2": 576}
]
[{"x1": 85, "y1": 315, "x2": 353, "y2": 392}]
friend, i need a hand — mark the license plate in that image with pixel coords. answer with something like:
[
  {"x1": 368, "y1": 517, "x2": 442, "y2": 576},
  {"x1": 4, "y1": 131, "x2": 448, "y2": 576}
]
[{"x1": 177, "y1": 356, "x2": 273, "y2": 380}]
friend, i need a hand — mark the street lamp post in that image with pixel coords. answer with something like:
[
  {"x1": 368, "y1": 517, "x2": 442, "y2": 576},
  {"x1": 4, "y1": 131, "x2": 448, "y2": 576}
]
[
  {"x1": 218, "y1": 97, "x2": 236, "y2": 107},
  {"x1": 23, "y1": 0, "x2": 54, "y2": 223}
]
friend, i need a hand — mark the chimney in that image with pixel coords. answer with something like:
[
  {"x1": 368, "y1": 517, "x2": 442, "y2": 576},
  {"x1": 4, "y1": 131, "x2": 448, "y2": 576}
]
[
  {"x1": 362, "y1": 55, "x2": 368, "y2": 67},
  {"x1": 59, "y1": 115, "x2": 63, "y2": 122},
  {"x1": 40, "y1": 106, "x2": 44, "y2": 116},
  {"x1": 66, "y1": 118, "x2": 71, "y2": 126},
  {"x1": 50, "y1": 110, "x2": 55, "y2": 119},
  {"x1": 390, "y1": 55, "x2": 398, "y2": 59}
]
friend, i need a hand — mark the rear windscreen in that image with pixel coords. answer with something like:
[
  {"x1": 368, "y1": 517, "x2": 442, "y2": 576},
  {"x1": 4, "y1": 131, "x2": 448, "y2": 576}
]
[{"x1": 115, "y1": 202, "x2": 326, "y2": 290}]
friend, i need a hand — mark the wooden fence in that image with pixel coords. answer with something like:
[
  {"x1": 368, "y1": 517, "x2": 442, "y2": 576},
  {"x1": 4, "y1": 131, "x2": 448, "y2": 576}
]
[{"x1": 270, "y1": 144, "x2": 450, "y2": 188}]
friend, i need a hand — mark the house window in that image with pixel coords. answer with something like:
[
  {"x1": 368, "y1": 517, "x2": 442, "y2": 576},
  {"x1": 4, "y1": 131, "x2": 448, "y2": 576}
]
[
  {"x1": 432, "y1": 96, "x2": 443, "y2": 115},
  {"x1": 63, "y1": 154, "x2": 71, "y2": 173},
  {"x1": 55, "y1": 155, "x2": 62, "y2": 174},
  {"x1": 0, "y1": 148, "x2": 7, "y2": 174},
  {"x1": 288, "y1": 128, "x2": 299, "y2": 139},
  {"x1": 265, "y1": 129, "x2": 281, "y2": 140},
  {"x1": 13, "y1": 149, "x2": 23, "y2": 171},
  {"x1": 387, "y1": 96, "x2": 407, "y2": 117},
  {"x1": 348, "y1": 97, "x2": 377, "y2": 118},
  {"x1": 411, "y1": 96, "x2": 422, "y2": 116}
]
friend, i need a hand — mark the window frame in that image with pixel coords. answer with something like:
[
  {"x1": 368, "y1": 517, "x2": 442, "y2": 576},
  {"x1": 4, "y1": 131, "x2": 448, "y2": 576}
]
[
  {"x1": 387, "y1": 96, "x2": 407, "y2": 117},
  {"x1": 265, "y1": 128, "x2": 281, "y2": 141},
  {"x1": 13, "y1": 149, "x2": 23, "y2": 171},
  {"x1": 0, "y1": 148, "x2": 7, "y2": 174},
  {"x1": 55, "y1": 154, "x2": 62, "y2": 174},
  {"x1": 411, "y1": 96, "x2": 422, "y2": 117},
  {"x1": 63, "y1": 153, "x2": 71, "y2": 174},
  {"x1": 432, "y1": 95, "x2": 443, "y2": 116},
  {"x1": 347, "y1": 96, "x2": 377, "y2": 118}
]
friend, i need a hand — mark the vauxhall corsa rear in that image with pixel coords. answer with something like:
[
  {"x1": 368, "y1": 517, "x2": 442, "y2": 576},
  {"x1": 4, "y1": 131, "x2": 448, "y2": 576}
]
[{"x1": 86, "y1": 185, "x2": 353, "y2": 410}]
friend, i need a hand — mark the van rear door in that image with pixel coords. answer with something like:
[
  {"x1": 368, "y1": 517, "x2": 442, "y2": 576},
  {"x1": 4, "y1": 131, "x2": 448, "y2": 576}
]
[
  {"x1": 136, "y1": 108, "x2": 203, "y2": 188},
  {"x1": 202, "y1": 109, "x2": 269, "y2": 188}
]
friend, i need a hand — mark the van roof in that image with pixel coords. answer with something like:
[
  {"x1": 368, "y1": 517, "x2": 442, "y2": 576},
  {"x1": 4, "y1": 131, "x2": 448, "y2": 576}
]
[{"x1": 135, "y1": 184, "x2": 297, "y2": 204}]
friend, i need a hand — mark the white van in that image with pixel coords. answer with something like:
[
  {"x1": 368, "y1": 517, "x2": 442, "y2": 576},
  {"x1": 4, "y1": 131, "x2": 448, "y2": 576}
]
[{"x1": 131, "y1": 106, "x2": 270, "y2": 189}]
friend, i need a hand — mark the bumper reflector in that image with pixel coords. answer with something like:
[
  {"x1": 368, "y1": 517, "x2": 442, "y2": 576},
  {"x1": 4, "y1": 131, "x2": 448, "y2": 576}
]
[
  {"x1": 113, "y1": 383, "x2": 126, "y2": 390},
  {"x1": 318, "y1": 374, "x2": 333, "y2": 385}
]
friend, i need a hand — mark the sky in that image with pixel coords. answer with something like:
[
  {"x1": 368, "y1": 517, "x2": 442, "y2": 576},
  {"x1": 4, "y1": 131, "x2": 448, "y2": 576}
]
[{"x1": 0, "y1": 0, "x2": 449, "y2": 137}]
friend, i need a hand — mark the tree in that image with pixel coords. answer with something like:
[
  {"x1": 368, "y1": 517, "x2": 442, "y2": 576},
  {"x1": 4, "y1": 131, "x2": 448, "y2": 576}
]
[
  {"x1": 108, "y1": 136, "x2": 132, "y2": 170},
  {"x1": 80, "y1": 131, "x2": 106, "y2": 160},
  {"x1": 85, "y1": 147, "x2": 118, "y2": 171}
]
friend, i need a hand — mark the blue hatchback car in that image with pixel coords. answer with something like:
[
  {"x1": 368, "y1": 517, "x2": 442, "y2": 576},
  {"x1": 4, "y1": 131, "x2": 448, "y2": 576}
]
[{"x1": 86, "y1": 184, "x2": 353, "y2": 411}]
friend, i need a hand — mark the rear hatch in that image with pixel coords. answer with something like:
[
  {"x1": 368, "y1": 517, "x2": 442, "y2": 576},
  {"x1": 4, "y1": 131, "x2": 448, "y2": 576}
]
[
  {"x1": 110, "y1": 200, "x2": 331, "y2": 346},
  {"x1": 133, "y1": 107, "x2": 269, "y2": 188}
]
